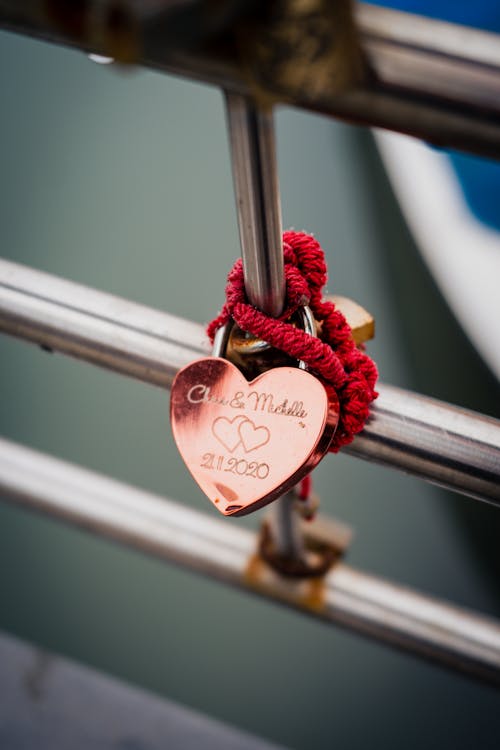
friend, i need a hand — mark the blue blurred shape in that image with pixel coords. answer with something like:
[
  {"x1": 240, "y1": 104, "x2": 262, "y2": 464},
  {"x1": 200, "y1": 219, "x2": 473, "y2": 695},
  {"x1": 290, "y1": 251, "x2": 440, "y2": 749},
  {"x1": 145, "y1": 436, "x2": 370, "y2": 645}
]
[{"x1": 374, "y1": 0, "x2": 500, "y2": 230}]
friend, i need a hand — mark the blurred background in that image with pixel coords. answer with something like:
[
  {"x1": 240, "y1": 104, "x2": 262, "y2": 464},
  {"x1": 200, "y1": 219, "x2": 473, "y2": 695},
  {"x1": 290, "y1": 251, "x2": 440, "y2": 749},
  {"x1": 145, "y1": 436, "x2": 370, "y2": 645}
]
[{"x1": 1, "y1": 12, "x2": 500, "y2": 749}]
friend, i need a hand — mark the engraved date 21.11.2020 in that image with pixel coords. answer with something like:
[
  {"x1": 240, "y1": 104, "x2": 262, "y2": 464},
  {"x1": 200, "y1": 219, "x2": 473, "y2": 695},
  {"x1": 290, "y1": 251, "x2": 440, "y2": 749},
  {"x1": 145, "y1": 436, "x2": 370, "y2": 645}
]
[{"x1": 170, "y1": 357, "x2": 339, "y2": 516}]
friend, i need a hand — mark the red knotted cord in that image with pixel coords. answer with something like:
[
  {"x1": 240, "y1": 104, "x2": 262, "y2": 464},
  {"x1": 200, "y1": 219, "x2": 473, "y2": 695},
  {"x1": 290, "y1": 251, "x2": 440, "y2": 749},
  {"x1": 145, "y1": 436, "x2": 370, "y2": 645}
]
[{"x1": 207, "y1": 230, "x2": 378, "y2": 452}]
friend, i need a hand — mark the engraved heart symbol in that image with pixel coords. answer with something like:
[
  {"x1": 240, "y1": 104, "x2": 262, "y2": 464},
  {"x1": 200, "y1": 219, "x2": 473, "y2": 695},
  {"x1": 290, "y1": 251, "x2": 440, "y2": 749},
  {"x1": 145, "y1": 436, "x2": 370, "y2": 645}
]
[
  {"x1": 238, "y1": 419, "x2": 270, "y2": 453},
  {"x1": 170, "y1": 357, "x2": 339, "y2": 516},
  {"x1": 212, "y1": 415, "x2": 247, "y2": 453}
]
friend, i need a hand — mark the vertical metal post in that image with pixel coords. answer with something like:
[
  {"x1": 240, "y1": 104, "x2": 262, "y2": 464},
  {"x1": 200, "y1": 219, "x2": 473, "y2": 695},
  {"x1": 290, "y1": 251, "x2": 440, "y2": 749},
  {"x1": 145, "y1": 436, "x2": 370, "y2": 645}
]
[
  {"x1": 224, "y1": 93, "x2": 285, "y2": 317},
  {"x1": 224, "y1": 92, "x2": 303, "y2": 561}
]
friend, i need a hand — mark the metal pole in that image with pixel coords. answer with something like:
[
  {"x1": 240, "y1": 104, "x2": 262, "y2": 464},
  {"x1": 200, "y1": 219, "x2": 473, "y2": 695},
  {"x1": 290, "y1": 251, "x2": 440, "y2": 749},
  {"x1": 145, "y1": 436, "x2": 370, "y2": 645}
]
[
  {"x1": 224, "y1": 92, "x2": 304, "y2": 559},
  {"x1": 224, "y1": 93, "x2": 285, "y2": 317},
  {"x1": 346, "y1": 384, "x2": 500, "y2": 504},
  {"x1": 2, "y1": 3, "x2": 500, "y2": 157},
  {"x1": 1, "y1": 435, "x2": 499, "y2": 685},
  {"x1": 1, "y1": 258, "x2": 499, "y2": 505}
]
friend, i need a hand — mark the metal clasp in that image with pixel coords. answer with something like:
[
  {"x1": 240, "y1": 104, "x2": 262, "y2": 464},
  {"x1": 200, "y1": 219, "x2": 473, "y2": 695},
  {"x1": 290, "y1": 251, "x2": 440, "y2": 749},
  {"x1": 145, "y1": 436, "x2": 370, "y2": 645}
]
[{"x1": 212, "y1": 305, "x2": 316, "y2": 372}]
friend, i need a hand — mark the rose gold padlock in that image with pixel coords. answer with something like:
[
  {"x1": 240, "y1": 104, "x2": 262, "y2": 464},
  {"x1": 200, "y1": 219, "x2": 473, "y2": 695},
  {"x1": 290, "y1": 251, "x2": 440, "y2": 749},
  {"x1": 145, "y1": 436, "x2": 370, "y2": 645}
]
[{"x1": 170, "y1": 307, "x2": 339, "y2": 516}]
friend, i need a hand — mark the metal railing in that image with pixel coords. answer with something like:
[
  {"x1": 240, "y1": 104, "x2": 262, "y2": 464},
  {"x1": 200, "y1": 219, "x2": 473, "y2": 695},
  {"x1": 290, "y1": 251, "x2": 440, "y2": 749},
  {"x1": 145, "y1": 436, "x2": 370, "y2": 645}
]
[
  {"x1": 1, "y1": 436, "x2": 500, "y2": 685},
  {"x1": 2, "y1": 2, "x2": 500, "y2": 157},
  {"x1": 1, "y1": 0, "x2": 500, "y2": 689},
  {"x1": 1, "y1": 258, "x2": 500, "y2": 684},
  {"x1": 1, "y1": 259, "x2": 499, "y2": 506}
]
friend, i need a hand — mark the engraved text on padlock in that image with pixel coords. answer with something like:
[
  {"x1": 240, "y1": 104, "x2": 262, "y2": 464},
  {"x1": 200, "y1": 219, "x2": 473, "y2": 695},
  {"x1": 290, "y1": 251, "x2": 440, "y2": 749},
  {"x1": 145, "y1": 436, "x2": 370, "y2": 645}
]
[{"x1": 170, "y1": 357, "x2": 339, "y2": 516}]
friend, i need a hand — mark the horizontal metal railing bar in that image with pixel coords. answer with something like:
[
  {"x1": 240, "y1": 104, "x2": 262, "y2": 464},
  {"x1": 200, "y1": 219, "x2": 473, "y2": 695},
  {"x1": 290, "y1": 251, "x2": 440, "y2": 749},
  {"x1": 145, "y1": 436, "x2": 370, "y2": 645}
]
[
  {"x1": 347, "y1": 387, "x2": 500, "y2": 506},
  {"x1": 0, "y1": 258, "x2": 209, "y2": 385},
  {"x1": 1, "y1": 258, "x2": 499, "y2": 505},
  {"x1": 1, "y1": 3, "x2": 500, "y2": 158},
  {"x1": 0, "y1": 436, "x2": 499, "y2": 685}
]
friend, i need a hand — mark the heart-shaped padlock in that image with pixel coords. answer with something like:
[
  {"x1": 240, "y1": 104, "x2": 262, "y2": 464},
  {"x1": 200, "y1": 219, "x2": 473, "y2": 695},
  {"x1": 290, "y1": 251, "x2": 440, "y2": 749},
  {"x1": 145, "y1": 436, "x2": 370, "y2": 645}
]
[{"x1": 170, "y1": 309, "x2": 339, "y2": 516}]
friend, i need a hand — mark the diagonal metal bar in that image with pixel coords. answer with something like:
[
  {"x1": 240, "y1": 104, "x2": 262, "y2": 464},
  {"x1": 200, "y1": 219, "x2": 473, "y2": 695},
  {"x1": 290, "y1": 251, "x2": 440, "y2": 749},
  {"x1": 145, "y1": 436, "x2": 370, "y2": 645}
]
[
  {"x1": 0, "y1": 258, "x2": 499, "y2": 506},
  {"x1": 0, "y1": 435, "x2": 499, "y2": 685},
  {"x1": 1, "y1": 3, "x2": 500, "y2": 157}
]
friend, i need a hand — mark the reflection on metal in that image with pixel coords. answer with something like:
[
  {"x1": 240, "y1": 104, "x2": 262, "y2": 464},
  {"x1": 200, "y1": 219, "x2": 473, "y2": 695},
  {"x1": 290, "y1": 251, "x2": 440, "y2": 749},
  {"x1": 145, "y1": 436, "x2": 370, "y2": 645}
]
[
  {"x1": 1, "y1": 2, "x2": 500, "y2": 156},
  {"x1": 170, "y1": 356, "x2": 339, "y2": 516},
  {"x1": 225, "y1": 93, "x2": 284, "y2": 318},
  {"x1": 0, "y1": 436, "x2": 499, "y2": 685},
  {"x1": 1, "y1": 258, "x2": 499, "y2": 505},
  {"x1": 0, "y1": 258, "x2": 210, "y2": 386},
  {"x1": 347, "y1": 385, "x2": 500, "y2": 506}
]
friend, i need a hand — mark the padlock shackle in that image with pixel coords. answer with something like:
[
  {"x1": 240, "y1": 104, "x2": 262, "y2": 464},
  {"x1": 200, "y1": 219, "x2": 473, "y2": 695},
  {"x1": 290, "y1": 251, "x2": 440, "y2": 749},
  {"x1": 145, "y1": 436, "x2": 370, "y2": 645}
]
[
  {"x1": 212, "y1": 305, "x2": 316, "y2": 370},
  {"x1": 212, "y1": 319, "x2": 234, "y2": 359}
]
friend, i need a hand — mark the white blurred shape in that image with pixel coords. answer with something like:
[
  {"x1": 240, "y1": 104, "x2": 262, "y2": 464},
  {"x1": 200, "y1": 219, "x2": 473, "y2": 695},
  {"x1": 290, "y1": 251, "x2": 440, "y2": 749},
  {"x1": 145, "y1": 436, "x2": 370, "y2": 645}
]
[{"x1": 376, "y1": 130, "x2": 500, "y2": 381}]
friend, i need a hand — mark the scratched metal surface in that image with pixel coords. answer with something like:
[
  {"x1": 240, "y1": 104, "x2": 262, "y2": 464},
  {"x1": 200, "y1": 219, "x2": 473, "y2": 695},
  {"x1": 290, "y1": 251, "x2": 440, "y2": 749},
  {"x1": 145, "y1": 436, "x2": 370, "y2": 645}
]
[{"x1": 0, "y1": 27, "x2": 499, "y2": 750}]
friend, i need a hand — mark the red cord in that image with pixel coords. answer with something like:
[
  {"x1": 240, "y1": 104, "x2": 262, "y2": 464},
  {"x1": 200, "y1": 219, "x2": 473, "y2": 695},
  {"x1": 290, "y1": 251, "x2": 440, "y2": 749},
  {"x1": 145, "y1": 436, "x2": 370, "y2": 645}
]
[
  {"x1": 207, "y1": 231, "x2": 378, "y2": 452},
  {"x1": 298, "y1": 474, "x2": 312, "y2": 501}
]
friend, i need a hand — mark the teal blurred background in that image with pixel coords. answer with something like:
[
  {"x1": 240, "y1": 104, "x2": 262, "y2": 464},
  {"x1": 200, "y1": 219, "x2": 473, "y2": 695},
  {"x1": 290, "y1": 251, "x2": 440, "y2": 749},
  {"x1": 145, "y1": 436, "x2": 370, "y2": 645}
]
[{"x1": 1, "y1": 28, "x2": 500, "y2": 749}]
